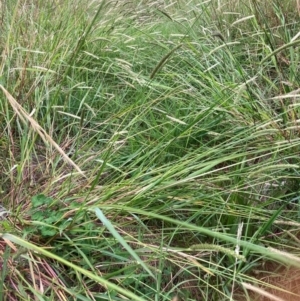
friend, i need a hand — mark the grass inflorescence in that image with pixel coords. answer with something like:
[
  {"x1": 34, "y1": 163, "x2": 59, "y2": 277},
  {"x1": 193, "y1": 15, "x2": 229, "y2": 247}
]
[{"x1": 1, "y1": 0, "x2": 300, "y2": 300}]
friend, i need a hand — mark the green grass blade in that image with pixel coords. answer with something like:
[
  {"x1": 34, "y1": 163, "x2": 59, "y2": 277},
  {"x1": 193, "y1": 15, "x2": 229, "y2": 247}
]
[
  {"x1": 1, "y1": 233, "x2": 147, "y2": 301},
  {"x1": 98, "y1": 205, "x2": 300, "y2": 268},
  {"x1": 94, "y1": 207, "x2": 155, "y2": 278}
]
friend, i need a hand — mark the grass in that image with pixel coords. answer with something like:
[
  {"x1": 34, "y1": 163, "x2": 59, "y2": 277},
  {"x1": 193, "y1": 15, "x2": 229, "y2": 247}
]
[{"x1": 1, "y1": 0, "x2": 300, "y2": 300}]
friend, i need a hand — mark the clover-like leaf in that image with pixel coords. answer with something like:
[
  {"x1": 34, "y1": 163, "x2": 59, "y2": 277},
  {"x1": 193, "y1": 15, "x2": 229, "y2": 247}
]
[{"x1": 31, "y1": 194, "x2": 53, "y2": 208}]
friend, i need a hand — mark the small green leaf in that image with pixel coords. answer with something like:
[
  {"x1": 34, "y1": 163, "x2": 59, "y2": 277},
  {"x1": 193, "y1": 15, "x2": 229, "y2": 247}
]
[
  {"x1": 41, "y1": 227, "x2": 58, "y2": 237},
  {"x1": 32, "y1": 211, "x2": 45, "y2": 220},
  {"x1": 31, "y1": 194, "x2": 53, "y2": 208}
]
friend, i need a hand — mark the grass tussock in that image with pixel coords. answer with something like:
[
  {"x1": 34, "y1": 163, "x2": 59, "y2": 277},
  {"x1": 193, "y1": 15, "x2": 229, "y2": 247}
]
[{"x1": 1, "y1": 0, "x2": 300, "y2": 300}]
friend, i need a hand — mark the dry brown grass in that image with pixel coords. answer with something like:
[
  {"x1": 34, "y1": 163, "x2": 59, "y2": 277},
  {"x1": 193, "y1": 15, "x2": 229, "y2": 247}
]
[
  {"x1": 0, "y1": 84, "x2": 85, "y2": 177},
  {"x1": 247, "y1": 265, "x2": 300, "y2": 301}
]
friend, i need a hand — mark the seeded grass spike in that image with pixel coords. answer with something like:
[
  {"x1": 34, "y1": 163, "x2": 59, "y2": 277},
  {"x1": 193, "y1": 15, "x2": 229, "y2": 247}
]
[{"x1": 150, "y1": 44, "x2": 182, "y2": 79}]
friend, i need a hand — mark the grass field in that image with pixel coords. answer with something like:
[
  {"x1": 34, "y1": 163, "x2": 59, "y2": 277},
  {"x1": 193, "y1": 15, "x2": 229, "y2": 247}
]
[{"x1": 1, "y1": 0, "x2": 300, "y2": 300}]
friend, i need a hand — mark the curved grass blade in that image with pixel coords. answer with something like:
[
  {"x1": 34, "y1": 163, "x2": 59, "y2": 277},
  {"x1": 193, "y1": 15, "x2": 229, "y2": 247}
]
[{"x1": 261, "y1": 39, "x2": 300, "y2": 64}]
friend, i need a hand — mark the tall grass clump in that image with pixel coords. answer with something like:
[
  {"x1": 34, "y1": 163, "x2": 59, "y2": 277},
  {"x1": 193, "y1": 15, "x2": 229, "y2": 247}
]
[{"x1": 1, "y1": 0, "x2": 300, "y2": 300}]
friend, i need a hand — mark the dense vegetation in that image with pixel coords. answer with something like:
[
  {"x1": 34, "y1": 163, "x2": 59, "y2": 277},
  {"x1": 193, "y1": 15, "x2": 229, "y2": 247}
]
[{"x1": 1, "y1": 0, "x2": 300, "y2": 300}]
